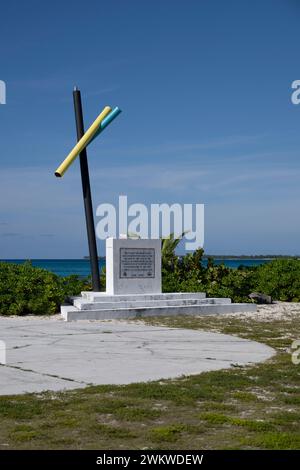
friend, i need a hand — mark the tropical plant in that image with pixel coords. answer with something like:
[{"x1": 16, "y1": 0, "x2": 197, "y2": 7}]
[{"x1": 161, "y1": 231, "x2": 188, "y2": 269}]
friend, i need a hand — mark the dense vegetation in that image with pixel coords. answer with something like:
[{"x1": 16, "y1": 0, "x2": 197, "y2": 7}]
[
  {"x1": 0, "y1": 261, "x2": 90, "y2": 315},
  {"x1": 1, "y1": 245, "x2": 300, "y2": 315},
  {"x1": 162, "y1": 248, "x2": 300, "y2": 302}
]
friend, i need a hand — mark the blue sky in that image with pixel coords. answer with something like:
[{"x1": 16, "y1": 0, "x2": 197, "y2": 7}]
[{"x1": 0, "y1": 0, "x2": 300, "y2": 258}]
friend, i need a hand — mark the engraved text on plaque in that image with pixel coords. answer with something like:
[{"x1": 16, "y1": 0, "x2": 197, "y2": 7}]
[{"x1": 120, "y1": 248, "x2": 155, "y2": 278}]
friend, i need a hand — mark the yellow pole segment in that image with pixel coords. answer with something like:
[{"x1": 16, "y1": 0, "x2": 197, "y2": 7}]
[{"x1": 55, "y1": 105, "x2": 112, "y2": 177}]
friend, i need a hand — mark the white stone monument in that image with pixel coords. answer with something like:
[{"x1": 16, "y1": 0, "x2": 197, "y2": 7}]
[
  {"x1": 61, "y1": 237, "x2": 257, "y2": 321},
  {"x1": 106, "y1": 237, "x2": 161, "y2": 295}
]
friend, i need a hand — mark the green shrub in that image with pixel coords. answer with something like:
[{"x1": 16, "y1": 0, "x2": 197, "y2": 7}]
[
  {"x1": 161, "y1": 244, "x2": 300, "y2": 303},
  {"x1": 254, "y1": 259, "x2": 300, "y2": 301},
  {"x1": 162, "y1": 249, "x2": 256, "y2": 302},
  {"x1": 0, "y1": 261, "x2": 90, "y2": 315},
  {"x1": 204, "y1": 265, "x2": 257, "y2": 302}
]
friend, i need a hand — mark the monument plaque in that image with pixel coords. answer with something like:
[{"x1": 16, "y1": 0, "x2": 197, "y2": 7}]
[{"x1": 120, "y1": 248, "x2": 155, "y2": 278}]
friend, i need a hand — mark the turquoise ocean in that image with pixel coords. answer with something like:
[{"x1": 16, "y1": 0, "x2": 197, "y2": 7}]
[{"x1": 0, "y1": 258, "x2": 272, "y2": 277}]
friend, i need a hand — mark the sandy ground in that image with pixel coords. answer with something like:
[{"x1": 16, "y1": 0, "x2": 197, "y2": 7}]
[
  {"x1": 223, "y1": 302, "x2": 300, "y2": 322},
  {"x1": 1, "y1": 301, "x2": 299, "y2": 323}
]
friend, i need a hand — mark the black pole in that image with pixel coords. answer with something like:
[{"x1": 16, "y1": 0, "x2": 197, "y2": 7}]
[{"x1": 73, "y1": 87, "x2": 101, "y2": 291}]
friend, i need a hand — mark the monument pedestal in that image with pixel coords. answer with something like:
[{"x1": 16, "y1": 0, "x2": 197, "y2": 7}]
[
  {"x1": 61, "y1": 238, "x2": 256, "y2": 321},
  {"x1": 106, "y1": 238, "x2": 161, "y2": 295}
]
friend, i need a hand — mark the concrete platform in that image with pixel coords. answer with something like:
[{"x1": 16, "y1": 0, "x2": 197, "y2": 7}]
[
  {"x1": 0, "y1": 317, "x2": 274, "y2": 396},
  {"x1": 80, "y1": 292, "x2": 207, "y2": 302},
  {"x1": 62, "y1": 292, "x2": 256, "y2": 321}
]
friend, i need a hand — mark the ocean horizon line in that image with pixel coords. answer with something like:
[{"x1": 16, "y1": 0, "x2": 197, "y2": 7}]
[{"x1": 0, "y1": 255, "x2": 299, "y2": 261}]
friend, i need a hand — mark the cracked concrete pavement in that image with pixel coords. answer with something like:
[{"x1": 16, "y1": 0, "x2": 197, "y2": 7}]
[{"x1": 0, "y1": 316, "x2": 275, "y2": 395}]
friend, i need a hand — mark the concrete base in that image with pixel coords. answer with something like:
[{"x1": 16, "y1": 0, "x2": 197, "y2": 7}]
[
  {"x1": 0, "y1": 317, "x2": 274, "y2": 395},
  {"x1": 61, "y1": 291, "x2": 256, "y2": 322}
]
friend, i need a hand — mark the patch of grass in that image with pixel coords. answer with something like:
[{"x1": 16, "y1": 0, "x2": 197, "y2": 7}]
[
  {"x1": 9, "y1": 425, "x2": 39, "y2": 443},
  {"x1": 149, "y1": 424, "x2": 186, "y2": 442},
  {"x1": 53, "y1": 417, "x2": 81, "y2": 428},
  {"x1": 122, "y1": 381, "x2": 200, "y2": 404},
  {"x1": 228, "y1": 417, "x2": 273, "y2": 432},
  {"x1": 198, "y1": 401, "x2": 236, "y2": 412},
  {"x1": 199, "y1": 412, "x2": 274, "y2": 431},
  {"x1": 232, "y1": 391, "x2": 258, "y2": 402},
  {"x1": 241, "y1": 432, "x2": 300, "y2": 450},
  {"x1": 0, "y1": 312, "x2": 299, "y2": 449},
  {"x1": 91, "y1": 424, "x2": 136, "y2": 439},
  {"x1": 115, "y1": 407, "x2": 162, "y2": 422},
  {"x1": 89, "y1": 399, "x2": 162, "y2": 422},
  {"x1": 198, "y1": 412, "x2": 230, "y2": 425},
  {"x1": 0, "y1": 397, "x2": 44, "y2": 419},
  {"x1": 281, "y1": 395, "x2": 300, "y2": 405},
  {"x1": 92, "y1": 399, "x2": 134, "y2": 414}
]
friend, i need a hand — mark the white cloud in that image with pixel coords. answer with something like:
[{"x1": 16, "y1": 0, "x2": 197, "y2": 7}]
[{"x1": 0, "y1": 157, "x2": 299, "y2": 257}]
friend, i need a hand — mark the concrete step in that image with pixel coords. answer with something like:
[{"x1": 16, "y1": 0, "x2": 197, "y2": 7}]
[
  {"x1": 73, "y1": 297, "x2": 231, "y2": 311},
  {"x1": 80, "y1": 291, "x2": 206, "y2": 302},
  {"x1": 61, "y1": 302, "x2": 256, "y2": 321}
]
